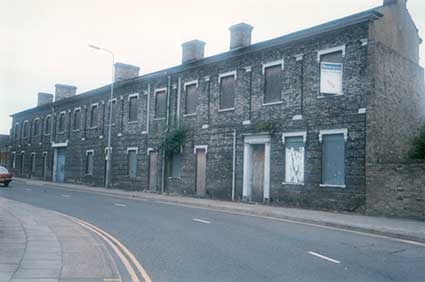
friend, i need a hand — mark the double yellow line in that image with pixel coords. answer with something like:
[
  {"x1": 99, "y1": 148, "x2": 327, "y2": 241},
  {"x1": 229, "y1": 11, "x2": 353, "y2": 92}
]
[{"x1": 54, "y1": 212, "x2": 152, "y2": 282}]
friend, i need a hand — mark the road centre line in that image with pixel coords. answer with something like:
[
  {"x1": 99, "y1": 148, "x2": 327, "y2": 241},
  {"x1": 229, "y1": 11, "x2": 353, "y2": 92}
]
[
  {"x1": 193, "y1": 218, "x2": 211, "y2": 224},
  {"x1": 308, "y1": 251, "x2": 341, "y2": 264},
  {"x1": 114, "y1": 203, "x2": 126, "y2": 207},
  {"x1": 62, "y1": 194, "x2": 71, "y2": 198}
]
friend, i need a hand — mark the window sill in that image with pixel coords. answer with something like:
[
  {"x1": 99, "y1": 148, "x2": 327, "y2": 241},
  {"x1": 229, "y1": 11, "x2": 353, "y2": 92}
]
[
  {"x1": 128, "y1": 121, "x2": 138, "y2": 124},
  {"x1": 72, "y1": 129, "x2": 80, "y2": 132},
  {"x1": 282, "y1": 182, "x2": 304, "y2": 186},
  {"x1": 318, "y1": 93, "x2": 344, "y2": 98},
  {"x1": 168, "y1": 176, "x2": 182, "y2": 180},
  {"x1": 88, "y1": 127, "x2": 97, "y2": 130},
  {"x1": 218, "y1": 107, "x2": 235, "y2": 112},
  {"x1": 184, "y1": 113, "x2": 197, "y2": 117},
  {"x1": 153, "y1": 117, "x2": 166, "y2": 121},
  {"x1": 57, "y1": 131, "x2": 65, "y2": 134},
  {"x1": 320, "y1": 184, "x2": 346, "y2": 188},
  {"x1": 263, "y1": 101, "x2": 283, "y2": 106}
]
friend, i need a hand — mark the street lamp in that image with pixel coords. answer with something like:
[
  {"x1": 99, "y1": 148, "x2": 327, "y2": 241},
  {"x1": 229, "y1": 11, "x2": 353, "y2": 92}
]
[{"x1": 89, "y1": 44, "x2": 114, "y2": 188}]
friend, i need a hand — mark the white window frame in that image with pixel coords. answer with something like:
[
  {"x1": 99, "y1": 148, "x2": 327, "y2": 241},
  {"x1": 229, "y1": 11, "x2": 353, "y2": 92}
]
[
  {"x1": 57, "y1": 111, "x2": 66, "y2": 133},
  {"x1": 282, "y1": 131, "x2": 307, "y2": 185},
  {"x1": 44, "y1": 115, "x2": 52, "y2": 135},
  {"x1": 85, "y1": 149, "x2": 94, "y2": 176},
  {"x1": 126, "y1": 147, "x2": 139, "y2": 154},
  {"x1": 89, "y1": 103, "x2": 99, "y2": 128},
  {"x1": 193, "y1": 145, "x2": 208, "y2": 155},
  {"x1": 128, "y1": 93, "x2": 139, "y2": 123},
  {"x1": 218, "y1": 70, "x2": 237, "y2": 83},
  {"x1": 73, "y1": 108, "x2": 81, "y2": 131},
  {"x1": 23, "y1": 120, "x2": 29, "y2": 138},
  {"x1": 319, "y1": 128, "x2": 347, "y2": 188},
  {"x1": 153, "y1": 88, "x2": 167, "y2": 120},
  {"x1": 317, "y1": 45, "x2": 346, "y2": 62},
  {"x1": 183, "y1": 80, "x2": 198, "y2": 89},
  {"x1": 262, "y1": 59, "x2": 284, "y2": 74},
  {"x1": 32, "y1": 118, "x2": 41, "y2": 136}
]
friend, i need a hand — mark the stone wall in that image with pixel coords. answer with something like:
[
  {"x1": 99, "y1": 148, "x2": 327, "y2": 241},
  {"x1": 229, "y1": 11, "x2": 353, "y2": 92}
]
[{"x1": 366, "y1": 162, "x2": 425, "y2": 220}]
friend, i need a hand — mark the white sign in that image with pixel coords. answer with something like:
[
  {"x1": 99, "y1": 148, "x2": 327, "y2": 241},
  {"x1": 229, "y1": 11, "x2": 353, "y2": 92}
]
[{"x1": 320, "y1": 63, "x2": 343, "y2": 95}]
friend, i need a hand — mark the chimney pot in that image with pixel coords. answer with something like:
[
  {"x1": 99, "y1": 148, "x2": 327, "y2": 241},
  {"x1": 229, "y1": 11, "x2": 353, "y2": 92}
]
[
  {"x1": 114, "y1": 63, "x2": 140, "y2": 82},
  {"x1": 229, "y1": 22, "x2": 253, "y2": 50},
  {"x1": 55, "y1": 84, "x2": 77, "y2": 102},
  {"x1": 37, "y1": 92, "x2": 54, "y2": 106},
  {"x1": 181, "y1": 39, "x2": 206, "y2": 64}
]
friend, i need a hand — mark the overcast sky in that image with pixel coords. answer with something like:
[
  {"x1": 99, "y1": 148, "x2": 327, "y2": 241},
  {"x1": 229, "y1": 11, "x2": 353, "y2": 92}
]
[{"x1": 0, "y1": 0, "x2": 424, "y2": 134}]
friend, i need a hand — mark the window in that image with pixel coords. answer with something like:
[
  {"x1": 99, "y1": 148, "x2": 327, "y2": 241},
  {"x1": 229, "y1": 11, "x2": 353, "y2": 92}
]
[
  {"x1": 128, "y1": 95, "x2": 138, "y2": 122},
  {"x1": 90, "y1": 104, "x2": 98, "y2": 127},
  {"x1": 45, "y1": 116, "x2": 51, "y2": 134},
  {"x1": 85, "y1": 150, "x2": 94, "y2": 175},
  {"x1": 169, "y1": 152, "x2": 182, "y2": 177},
  {"x1": 31, "y1": 153, "x2": 36, "y2": 173},
  {"x1": 73, "y1": 109, "x2": 81, "y2": 130},
  {"x1": 264, "y1": 64, "x2": 283, "y2": 104},
  {"x1": 219, "y1": 75, "x2": 235, "y2": 110},
  {"x1": 107, "y1": 99, "x2": 118, "y2": 125},
  {"x1": 155, "y1": 90, "x2": 166, "y2": 118},
  {"x1": 319, "y1": 48, "x2": 344, "y2": 95},
  {"x1": 23, "y1": 121, "x2": 29, "y2": 138},
  {"x1": 283, "y1": 133, "x2": 306, "y2": 184},
  {"x1": 57, "y1": 113, "x2": 65, "y2": 133},
  {"x1": 33, "y1": 119, "x2": 40, "y2": 136},
  {"x1": 12, "y1": 152, "x2": 16, "y2": 169},
  {"x1": 127, "y1": 149, "x2": 137, "y2": 177},
  {"x1": 321, "y1": 131, "x2": 346, "y2": 187},
  {"x1": 14, "y1": 123, "x2": 19, "y2": 140},
  {"x1": 185, "y1": 83, "x2": 198, "y2": 115}
]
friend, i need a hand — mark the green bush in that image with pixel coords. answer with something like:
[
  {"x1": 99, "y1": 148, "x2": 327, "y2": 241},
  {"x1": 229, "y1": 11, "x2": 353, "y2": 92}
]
[
  {"x1": 409, "y1": 124, "x2": 425, "y2": 159},
  {"x1": 157, "y1": 125, "x2": 189, "y2": 156}
]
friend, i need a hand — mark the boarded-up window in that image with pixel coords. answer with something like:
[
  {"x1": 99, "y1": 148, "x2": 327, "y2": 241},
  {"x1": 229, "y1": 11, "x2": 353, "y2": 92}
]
[
  {"x1": 285, "y1": 136, "x2": 304, "y2": 184},
  {"x1": 58, "y1": 114, "x2": 65, "y2": 133},
  {"x1": 264, "y1": 65, "x2": 282, "y2": 104},
  {"x1": 185, "y1": 84, "x2": 197, "y2": 115},
  {"x1": 31, "y1": 154, "x2": 36, "y2": 173},
  {"x1": 322, "y1": 134, "x2": 345, "y2": 186},
  {"x1": 107, "y1": 100, "x2": 118, "y2": 125},
  {"x1": 23, "y1": 122, "x2": 29, "y2": 138},
  {"x1": 320, "y1": 51, "x2": 343, "y2": 95},
  {"x1": 73, "y1": 109, "x2": 81, "y2": 130},
  {"x1": 90, "y1": 105, "x2": 98, "y2": 127},
  {"x1": 33, "y1": 119, "x2": 40, "y2": 136},
  {"x1": 220, "y1": 76, "x2": 235, "y2": 109},
  {"x1": 45, "y1": 116, "x2": 51, "y2": 134},
  {"x1": 129, "y1": 96, "x2": 138, "y2": 122},
  {"x1": 128, "y1": 149, "x2": 137, "y2": 177},
  {"x1": 155, "y1": 91, "x2": 166, "y2": 118},
  {"x1": 86, "y1": 151, "x2": 94, "y2": 175},
  {"x1": 14, "y1": 124, "x2": 19, "y2": 139},
  {"x1": 170, "y1": 152, "x2": 181, "y2": 177}
]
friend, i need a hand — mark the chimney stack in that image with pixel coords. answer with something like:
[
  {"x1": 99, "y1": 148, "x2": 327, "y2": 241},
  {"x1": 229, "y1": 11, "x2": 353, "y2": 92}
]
[
  {"x1": 383, "y1": 0, "x2": 406, "y2": 6},
  {"x1": 229, "y1": 23, "x2": 253, "y2": 50},
  {"x1": 37, "y1": 92, "x2": 54, "y2": 106},
  {"x1": 114, "y1": 63, "x2": 140, "y2": 82},
  {"x1": 55, "y1": 84, "x2": 77, "y2": 102},
  {"x1": 181, "y1": 40, "x2": 206, "y2": 64}
]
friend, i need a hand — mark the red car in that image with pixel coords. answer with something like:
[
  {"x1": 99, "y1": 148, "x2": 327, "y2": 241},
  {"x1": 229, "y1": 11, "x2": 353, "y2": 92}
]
[{"x1": 0, "y1": 166, "x2": 12, "y2": 187}]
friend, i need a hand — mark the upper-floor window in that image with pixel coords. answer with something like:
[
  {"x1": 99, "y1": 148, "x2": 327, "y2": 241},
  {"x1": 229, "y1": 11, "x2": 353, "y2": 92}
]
[
  {"x1": 57, "y1": 113, "x2": 65, "y2": 133},
  {"x1": 44, "y1": 115, "x2": 51, "y2": 134},
  {"x1": 73, "y1": 108, "x2": 81, "y2": 130},
  {"x1": 14, "y1": 123, "x2": 19, "y2": 140},
  {"x1": 154, "y1": 89, "x2": 166, "y2": 119},
  {"x1": 219, "y1": 72, "x2": 236, "y2": 110},
  {"x1": 319, "y1": 46, "x2": 344, "y2": 95},
  {"x1": 184, "y1": 82, "x2": 198, "y2": 115},
  {"x1": 22, "y1": 121, "x2": 29, "y2": 138},
  {"x1": 33, "y1": 119, "x2": 40, "y2": 136},
  {"x1": 128, "y1": 95, "x2": 139, "y2": 122},
  {"x1": 90, "y1": 104, "x2": 98, "y2": 127},
  {"x1": 263, "y1": 60, "x2": 284, "y2": 104},
  {"x1": 107, "y1": 99, "x2": 118, "y2": 125}
]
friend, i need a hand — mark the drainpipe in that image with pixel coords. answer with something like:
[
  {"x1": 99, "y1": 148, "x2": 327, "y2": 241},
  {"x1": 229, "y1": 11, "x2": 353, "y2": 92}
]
[
  {"x1": 161, "y1": 76, "x2": 172, "y2": 194},
  {"x1": 232, "y1": 129, "x2": 236, "y2": 201},
  {"x1": 176, "y1": 77, "x2": 181, "y2": 126}
]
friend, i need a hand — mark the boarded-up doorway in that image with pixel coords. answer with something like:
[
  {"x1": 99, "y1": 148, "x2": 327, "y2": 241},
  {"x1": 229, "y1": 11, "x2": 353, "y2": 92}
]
[
  {"x1": 148, "y1": 150, "x2": 158, "y2": 191},
  {"x1": 195, "y1": 148, "x2": 207, "y2": 196},
  {"x1": 251, "y1": 144, "x2": 265, "y2": 202},
  {"x1": 53, "y1": 148, "x2": 66, "y2": 183}
]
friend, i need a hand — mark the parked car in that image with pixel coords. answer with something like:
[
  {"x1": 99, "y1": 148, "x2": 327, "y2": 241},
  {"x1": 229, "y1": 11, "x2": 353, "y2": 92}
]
[{"x1": 0, "y1": 166, "x2": 12, "y2": 187}]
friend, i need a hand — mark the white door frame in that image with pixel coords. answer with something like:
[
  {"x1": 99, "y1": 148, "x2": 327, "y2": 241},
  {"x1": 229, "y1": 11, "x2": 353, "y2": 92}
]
[
  {"x1": 242, "y1": 135, "x2": 271, "y2": 201},
  {"x1": 52, "y1": 142, "x2": 68, "y2": 182}
]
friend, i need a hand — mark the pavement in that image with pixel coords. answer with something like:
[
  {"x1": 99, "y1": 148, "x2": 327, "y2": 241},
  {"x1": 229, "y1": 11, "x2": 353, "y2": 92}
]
[
  {"x1": 0, "y1": 196, "x2": 121, "y2": 282},
  {"x1": 14, "y1": 177, "x2": 425, "y2": 244}
]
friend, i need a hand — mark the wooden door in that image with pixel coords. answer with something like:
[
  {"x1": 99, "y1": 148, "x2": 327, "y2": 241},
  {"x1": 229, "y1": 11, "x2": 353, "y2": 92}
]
[
  {"x1": 196, "y1": 149, "x2": 206, "y2": 196},
  {"x1": 251, "y1": 144, "x2": 265, "y2": 202},
  {"x1": 148, "y1": 151, "x2": 158, "y2": 191},
  {"x1": 55, "y1": 148, "x2": 65, "y2": 183}
]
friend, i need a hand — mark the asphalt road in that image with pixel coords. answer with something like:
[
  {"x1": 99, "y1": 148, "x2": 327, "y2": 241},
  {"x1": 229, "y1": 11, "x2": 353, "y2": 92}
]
[{"x1": 0, "y1": 181, "x2": 424, "y2": 282}]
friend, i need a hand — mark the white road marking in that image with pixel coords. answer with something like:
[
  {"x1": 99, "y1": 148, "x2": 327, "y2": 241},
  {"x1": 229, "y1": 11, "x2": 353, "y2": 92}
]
[
  {"x1": 62, "y1": 194, "x2": 71, "y2": 198},
  {"x1": 114, "y1": 203, "x2": 126, "y2": 207},
  {"x1": 193, "y1": 218, "x2": 211, "y2": 224},
  {"x1": 308, "y1": 251, "x2": 341, "y2": 264},
  {"x1": 25, "y1": 188, "x2": 32, "y2": 191}
]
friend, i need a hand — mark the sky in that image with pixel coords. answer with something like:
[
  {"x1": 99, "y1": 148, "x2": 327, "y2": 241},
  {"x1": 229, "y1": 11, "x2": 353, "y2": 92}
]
[{"x1": 0, "y1": 0, "x2": 424, "y2": 134}]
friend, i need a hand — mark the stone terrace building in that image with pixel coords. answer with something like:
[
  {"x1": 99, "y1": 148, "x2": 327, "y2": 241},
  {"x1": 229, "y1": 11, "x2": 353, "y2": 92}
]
[{"x1": 8, "y1": 0, "x2": 425, "y2": 216}]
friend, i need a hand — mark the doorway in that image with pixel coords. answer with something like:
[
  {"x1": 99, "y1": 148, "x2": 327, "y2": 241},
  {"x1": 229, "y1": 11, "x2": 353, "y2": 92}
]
[
  {"x1": 53, "y1": 148, "x2": 66, "y2": 182},
  {"x1": 243, "y1": 135, "x2": 271, "y2": 202},
  {"x1": 148, "y1": 150, "x2": 158, "y2": 191},
  {"x1": 195, "y1": 146, "x2": 207, "y2": 197}
]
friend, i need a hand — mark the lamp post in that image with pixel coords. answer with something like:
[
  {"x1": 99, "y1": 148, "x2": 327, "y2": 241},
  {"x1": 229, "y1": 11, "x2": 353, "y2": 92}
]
[{"x1": 89, "y1": 44, "x2": 114, "y2": 188}]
